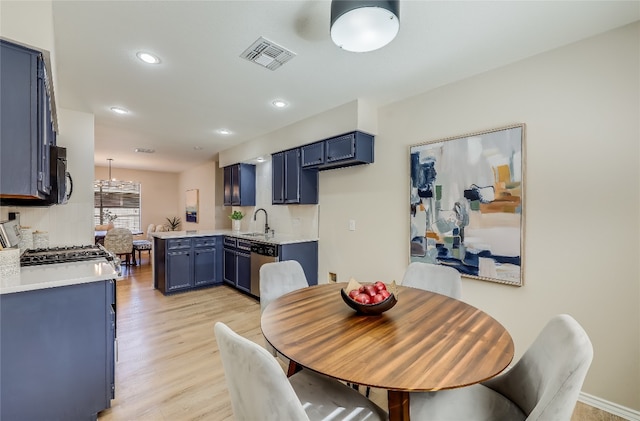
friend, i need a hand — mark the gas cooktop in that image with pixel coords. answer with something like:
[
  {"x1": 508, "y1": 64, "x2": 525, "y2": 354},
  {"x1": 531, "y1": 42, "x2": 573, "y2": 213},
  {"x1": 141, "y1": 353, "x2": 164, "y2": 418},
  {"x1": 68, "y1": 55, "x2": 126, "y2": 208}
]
[{"x1": 20, "y1": 244, "x2": 114, "y2": 267}]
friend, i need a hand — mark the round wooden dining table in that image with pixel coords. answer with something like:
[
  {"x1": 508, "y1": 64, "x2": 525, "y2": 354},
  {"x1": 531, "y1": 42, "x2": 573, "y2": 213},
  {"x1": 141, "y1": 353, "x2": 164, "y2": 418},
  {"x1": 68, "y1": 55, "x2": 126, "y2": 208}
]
[{"x1": 261, "y1": 282, "x2": 514, "y2": 421}]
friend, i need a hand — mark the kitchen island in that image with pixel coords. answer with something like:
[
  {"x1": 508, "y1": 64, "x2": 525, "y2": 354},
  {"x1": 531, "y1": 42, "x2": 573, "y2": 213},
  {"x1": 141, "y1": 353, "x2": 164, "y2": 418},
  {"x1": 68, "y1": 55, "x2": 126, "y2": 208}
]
[
  {"x1": 151, "y1": 230, "x2": 318, "y2": 296},
  {"x1": 1, "y1": 260, "x2": 118, "y2": 421}
]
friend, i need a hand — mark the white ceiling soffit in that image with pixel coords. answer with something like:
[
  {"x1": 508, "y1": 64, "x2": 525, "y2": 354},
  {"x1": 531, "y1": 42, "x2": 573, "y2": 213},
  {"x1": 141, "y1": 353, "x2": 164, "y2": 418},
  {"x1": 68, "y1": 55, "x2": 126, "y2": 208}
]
[{"x1": 240, "y1": 36, "x2": 296, "y2": 71}]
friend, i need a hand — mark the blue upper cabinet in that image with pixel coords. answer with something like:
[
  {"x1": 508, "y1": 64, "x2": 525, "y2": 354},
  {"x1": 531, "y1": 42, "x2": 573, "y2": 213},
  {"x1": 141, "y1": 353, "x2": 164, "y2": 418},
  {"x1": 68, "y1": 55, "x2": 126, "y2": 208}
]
[
  {"x1": 223, "y1": 163, "x2": 256, "y2": 206},
  {"x1": 301, "y1": 131, "x2": 374, "y2": 170},
  {"x1": 272, "y1": 148, "x2": 318, "y2": 205},
  {"x1": 0, "y1": 40, "x2": 56, "y2": 203}
]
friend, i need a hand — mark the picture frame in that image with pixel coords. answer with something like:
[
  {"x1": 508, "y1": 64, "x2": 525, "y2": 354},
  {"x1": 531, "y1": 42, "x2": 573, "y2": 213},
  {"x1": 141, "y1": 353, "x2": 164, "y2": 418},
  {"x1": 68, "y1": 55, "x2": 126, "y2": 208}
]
[
  {"x1": 185, "y1": 189, "x2": 199, "y2": 223},
  {"x1": 409, "y1": 124, "x2": 525, "y2": 286}
]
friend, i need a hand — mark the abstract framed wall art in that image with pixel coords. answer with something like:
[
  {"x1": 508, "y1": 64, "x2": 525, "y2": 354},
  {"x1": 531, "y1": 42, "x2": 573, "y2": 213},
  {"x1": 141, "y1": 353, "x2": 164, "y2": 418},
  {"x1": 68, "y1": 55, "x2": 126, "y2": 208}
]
[
  {"x1": 185, "y1": 189, "x2": 199, "y2": 223},
  {"x1": 409, "y1": 124, "x2": 525, "y2": 286}
]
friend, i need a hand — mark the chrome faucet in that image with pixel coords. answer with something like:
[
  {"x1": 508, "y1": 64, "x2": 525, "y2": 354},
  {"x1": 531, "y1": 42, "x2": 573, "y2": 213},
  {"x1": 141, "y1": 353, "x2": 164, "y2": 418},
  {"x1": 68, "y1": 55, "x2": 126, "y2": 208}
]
[{"x1": 253, "y1": 208, "x2": 270, "y2": 234}]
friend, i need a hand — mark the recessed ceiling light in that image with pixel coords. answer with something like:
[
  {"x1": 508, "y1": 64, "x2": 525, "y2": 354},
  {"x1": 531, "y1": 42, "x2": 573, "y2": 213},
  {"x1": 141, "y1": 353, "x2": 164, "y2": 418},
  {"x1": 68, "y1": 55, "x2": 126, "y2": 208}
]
[
  {"x1": 134, "y1": 148, "x2": 155, "y2": 154},
  {"x1": 110, "y1": 106, "x2": 129, "y2": 115},
  {"x1": 193, "y1": 146, "x2": 204, "y2": 151},
  {"x1": 272, "y1": 99, "x2": 288, "y2": 109},
  {"x1": 217, "y1": 128, "x2": 232, "y2": 135},
  {"x1": 256, "y1": 157, "x2": 265, "y2": 163},
  {"x1": 136, "y1": 51, "x2": 161, "y2": 64}
]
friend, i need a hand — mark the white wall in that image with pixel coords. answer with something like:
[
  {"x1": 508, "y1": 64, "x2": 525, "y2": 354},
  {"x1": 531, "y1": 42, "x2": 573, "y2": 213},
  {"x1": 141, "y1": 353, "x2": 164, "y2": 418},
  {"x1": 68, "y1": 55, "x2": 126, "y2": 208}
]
[
  {"x1": 178, "y1": 161, "x2": 217, "y2": 230},
  {"x1": 221, "y1": 23, "x2": 640, "y2": 412}
]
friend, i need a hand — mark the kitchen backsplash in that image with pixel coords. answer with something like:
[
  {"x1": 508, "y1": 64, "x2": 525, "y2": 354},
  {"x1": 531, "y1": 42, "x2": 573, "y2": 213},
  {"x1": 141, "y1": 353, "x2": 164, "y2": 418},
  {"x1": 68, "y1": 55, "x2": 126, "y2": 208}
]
[{"x1": 230, "y1": 159, "x2": 319, "y2": 238}]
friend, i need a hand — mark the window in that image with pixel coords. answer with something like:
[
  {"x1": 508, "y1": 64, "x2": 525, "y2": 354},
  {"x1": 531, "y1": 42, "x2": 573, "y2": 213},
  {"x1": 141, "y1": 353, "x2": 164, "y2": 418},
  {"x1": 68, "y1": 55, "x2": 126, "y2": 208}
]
[{"x1": 94, "y1": 181, "x2": 141, "y2": 232}]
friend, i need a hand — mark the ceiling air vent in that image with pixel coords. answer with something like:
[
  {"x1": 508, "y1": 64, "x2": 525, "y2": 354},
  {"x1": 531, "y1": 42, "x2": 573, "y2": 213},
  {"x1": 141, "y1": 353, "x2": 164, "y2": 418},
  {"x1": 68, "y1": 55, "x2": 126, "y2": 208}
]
[{"x1": 240, "y1": 37, "x2": 296, "y2": 71}]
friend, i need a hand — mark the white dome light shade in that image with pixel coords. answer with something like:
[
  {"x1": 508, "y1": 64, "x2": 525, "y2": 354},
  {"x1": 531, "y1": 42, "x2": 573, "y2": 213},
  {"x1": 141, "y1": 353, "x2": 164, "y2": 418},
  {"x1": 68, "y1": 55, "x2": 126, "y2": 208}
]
[{"x1": 331, "y1": 0, "x2": 399, "y2": 53}]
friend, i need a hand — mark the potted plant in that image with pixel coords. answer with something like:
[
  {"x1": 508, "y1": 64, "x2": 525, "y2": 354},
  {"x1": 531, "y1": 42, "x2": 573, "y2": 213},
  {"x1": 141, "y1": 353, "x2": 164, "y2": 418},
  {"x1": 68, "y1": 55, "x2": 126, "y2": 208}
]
[
  {"x1": 166, "y1": 216, "x2": 181, "y2": 231},
  {"x1": 229, "y1": 211, "x2": 244, "y2": 232}
]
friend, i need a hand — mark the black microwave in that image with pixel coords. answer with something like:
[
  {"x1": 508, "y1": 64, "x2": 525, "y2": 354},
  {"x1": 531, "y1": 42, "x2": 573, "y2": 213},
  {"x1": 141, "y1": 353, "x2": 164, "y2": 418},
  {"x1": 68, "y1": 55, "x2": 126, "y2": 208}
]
[{"x1": 49, "y1": 145, "x2": 72, "y2": 205}]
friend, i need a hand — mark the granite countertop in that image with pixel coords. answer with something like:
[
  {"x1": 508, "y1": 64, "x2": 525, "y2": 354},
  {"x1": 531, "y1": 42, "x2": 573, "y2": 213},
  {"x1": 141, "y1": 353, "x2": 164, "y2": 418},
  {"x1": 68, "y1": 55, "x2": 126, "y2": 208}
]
[
  {"x1": 1, "y1": 259, "x2": 119, "y2": 295},
  {"x1": 150, "y1": 229, "x2": 318, "y2": 245}
]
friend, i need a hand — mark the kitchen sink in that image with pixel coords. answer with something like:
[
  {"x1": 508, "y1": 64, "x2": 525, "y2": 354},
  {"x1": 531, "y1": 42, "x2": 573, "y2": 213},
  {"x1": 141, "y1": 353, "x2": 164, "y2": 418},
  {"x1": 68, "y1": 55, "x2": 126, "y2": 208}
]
[{"x1": 240, "y1": 232, "x2": 265, "y2": 237}]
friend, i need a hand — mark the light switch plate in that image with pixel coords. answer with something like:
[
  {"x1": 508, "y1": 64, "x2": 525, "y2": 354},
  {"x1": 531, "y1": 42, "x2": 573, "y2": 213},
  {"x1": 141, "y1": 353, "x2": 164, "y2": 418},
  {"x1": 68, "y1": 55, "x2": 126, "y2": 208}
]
[{"x1": 349, "y1": 220, "x2": 356, "y2": 231}]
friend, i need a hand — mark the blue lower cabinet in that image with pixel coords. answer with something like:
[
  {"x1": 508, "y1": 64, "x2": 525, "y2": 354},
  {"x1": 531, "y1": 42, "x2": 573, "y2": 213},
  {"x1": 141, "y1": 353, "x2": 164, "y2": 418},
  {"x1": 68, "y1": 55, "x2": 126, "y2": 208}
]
[
  {"x1": 194, "y1": 247, "x2": 217, "y2": 287},
  {"x1": 154, "y1": 236, "x2": 222, "y2": 295},
  {"x1": 1, "y1": 280, "x2": 115, "y2": 420},
  {"x1": 236, "y1": 251, "x2": 251, "y2": 293},
  {"x1": 167, "y1": 249, "x2": 192, "y2": 292}
]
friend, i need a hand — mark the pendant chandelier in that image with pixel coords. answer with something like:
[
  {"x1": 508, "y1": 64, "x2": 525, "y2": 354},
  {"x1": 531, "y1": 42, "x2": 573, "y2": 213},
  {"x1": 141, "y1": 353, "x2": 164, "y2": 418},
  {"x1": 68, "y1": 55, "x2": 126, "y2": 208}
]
[
  {"x1": 94, "y1": 158, "x2": 138, "y2": 191},
  {"x1": 330, "y1": 0, "x2": 400, "y2": 53}
]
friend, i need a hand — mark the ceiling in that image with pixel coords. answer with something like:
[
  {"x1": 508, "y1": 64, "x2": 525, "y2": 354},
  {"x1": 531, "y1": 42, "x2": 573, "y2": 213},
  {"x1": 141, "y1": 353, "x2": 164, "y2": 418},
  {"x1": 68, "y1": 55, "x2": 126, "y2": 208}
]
[{"x1": 50, "y1": 1, "x2": 639, "y2": 173}]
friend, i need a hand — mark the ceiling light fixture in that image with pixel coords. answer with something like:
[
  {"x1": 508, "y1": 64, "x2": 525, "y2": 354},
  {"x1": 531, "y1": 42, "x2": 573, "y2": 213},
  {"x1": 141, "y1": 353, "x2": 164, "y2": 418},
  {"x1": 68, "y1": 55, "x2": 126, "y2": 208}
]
[
  {"x1": 134, "y1": 148, "x2": 155, "y2": 154},
  {"x1": 272, "y1": 99, "x2": 288, "y2": 109},
  {"x1": 136, "y1": 51, "x2": 161, "y2": 64},
  {"x1": 110, "y1": 106, "x2": 129, "y2": 115},
  {"x1": 217, "y1": 129, "x2": 232, "y2": 135},
  {"x1": 330, "y1": 0, "x2": 400, "y2": 53}
]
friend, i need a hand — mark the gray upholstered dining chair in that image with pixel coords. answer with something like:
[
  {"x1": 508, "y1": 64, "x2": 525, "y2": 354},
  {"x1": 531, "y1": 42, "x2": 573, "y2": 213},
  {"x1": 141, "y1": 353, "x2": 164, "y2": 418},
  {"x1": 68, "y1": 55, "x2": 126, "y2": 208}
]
[
  {"x1": 409, "y1": 314, "x2": 593, "y2": 420},
  {"x1": 401, "y1": 262, "x2": 462, "y2": 299},
  {"x1": 214, "y1": 322, "x2": 387, "y2": 421},
  {"x1": 259, "y1": 260, "x2": 309, "y2": 357},
  {"x1": 132, "y1": 223, "x2": 154, "y2": 264},
  {"x1": 104, "y1": 228, "x2": 134, "y2": 266}
]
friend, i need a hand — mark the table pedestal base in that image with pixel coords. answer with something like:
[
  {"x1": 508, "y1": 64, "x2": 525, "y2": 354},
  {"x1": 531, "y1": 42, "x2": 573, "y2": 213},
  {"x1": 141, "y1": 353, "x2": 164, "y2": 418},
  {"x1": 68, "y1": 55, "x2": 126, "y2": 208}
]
[{"x1": 388, "y1": 390, "x2": 410, "y2": 421}]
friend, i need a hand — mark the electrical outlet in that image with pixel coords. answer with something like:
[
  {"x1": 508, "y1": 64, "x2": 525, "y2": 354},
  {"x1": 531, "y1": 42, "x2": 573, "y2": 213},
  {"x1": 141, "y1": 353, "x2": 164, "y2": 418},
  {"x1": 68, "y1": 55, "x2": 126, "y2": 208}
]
[
  {"x1": 329, "y1": 272, "x2": 337, "y2": 283},
  {"x1": 349, "y1": 220, "x2": 356, "y2": 231}
]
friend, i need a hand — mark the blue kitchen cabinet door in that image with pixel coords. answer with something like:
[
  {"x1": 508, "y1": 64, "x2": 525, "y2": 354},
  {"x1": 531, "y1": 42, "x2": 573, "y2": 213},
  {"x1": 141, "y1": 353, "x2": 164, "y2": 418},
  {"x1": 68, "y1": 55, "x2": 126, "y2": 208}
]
[
  {"x1": 166, "y1": 250, "x2": 193, "y2": 292},
  {"x1": 272, "y1": 148, "x2": 318, "y2": 205},
  {"x1": 0, "y1": 40, "x2": 54, "y2": 201},
  {"x1": 284, "y1": 148, "x2": 301, "y2": 203},
  {"x1": 272, "y1": 152, "x2": 285, "y2": 204},
  {"x1": 301, "y1": 141, "x2": 324, "y2": 168},
  {"x1": 236, "y1": 251, "x2": 251, "y2": 293},
  {"x1": 224, "y1": 163, "x2": 256, "y2": 206},
  {"x1": 194, "y1": 247, "x2": 217, "y2": 286},
  {"x1": 223, "y1": 247, "x2": 236, "y2": 286}
]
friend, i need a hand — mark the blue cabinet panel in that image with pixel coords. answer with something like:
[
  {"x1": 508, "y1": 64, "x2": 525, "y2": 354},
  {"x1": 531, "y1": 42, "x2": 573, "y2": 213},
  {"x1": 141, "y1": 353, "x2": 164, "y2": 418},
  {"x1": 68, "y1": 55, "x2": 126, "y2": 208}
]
[
  {"x1": 0, "y1": 40, "x2": 55, "y2": 202},
  {"x1": 194, "y1": 247, "x2": 217, "y2": 286},
  {"x1": 0, "y1": 281, "x2": 115, "y2": 420},
  {"x1": 167, "y1": 249, "x2": 192, "y2": 292},
  {"x1": 224, "y1": 163, "x2": 256, "y2": 206},
  {"x1": 301, "y1": 141, "x2": 324, "y2": 167},
  {"x1": 272, "y1": 149, "x2": 318, "y2": 205},
  {"x1": 236, "y1": 251, "x2": 251, "y2": 293}
]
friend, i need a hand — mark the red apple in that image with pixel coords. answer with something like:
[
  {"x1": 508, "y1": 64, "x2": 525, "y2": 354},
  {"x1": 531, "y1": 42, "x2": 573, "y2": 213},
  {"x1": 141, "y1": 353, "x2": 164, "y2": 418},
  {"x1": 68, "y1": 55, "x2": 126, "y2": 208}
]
[
  {"x1": 354, "y1": 293, "x2": 371, "y2": 304},
  {"x1": 374, "y1": 281, "x2": 387, "y2": 292},
  {"x1": 372, "y1": 293, "x2": 386, "y2": 304},
  {"x1": 348, "y1": 289, "x2": 360, "y2": 299},
  {"x1": 364, "y1": 285, "x2": 377, "y2": 297}
]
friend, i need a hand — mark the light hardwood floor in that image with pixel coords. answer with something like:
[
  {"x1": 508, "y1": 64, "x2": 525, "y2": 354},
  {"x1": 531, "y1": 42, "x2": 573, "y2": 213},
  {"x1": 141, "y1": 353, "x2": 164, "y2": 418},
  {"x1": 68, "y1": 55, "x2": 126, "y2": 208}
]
[{"x1": 99, "y1": 257, "x2": 622, "y2": 421}]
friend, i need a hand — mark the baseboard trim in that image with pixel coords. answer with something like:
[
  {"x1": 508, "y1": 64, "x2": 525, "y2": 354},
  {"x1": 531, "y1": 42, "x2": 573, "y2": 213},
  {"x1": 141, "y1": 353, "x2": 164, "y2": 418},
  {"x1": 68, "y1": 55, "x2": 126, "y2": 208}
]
[{"x1": 580, "y1": 392, "x2": 640, "y2": 420}]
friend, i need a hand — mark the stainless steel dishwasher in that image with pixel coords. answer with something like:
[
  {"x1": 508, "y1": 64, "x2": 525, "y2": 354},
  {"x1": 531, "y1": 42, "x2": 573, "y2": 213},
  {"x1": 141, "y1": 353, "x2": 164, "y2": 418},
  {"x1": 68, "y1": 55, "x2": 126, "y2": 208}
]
[{"x1": 250, "y1": 242, "x2": 278, "y2": 297}]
